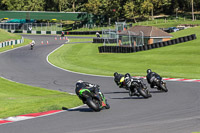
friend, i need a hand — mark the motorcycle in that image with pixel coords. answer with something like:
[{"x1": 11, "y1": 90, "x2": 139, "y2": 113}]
[
  {"x1": 61, "y1": 32, "x2": 65, "y2": 37},
  {"x1": 30, "y1": 43, "x2": 34, "y2": 50},
  {"x1": 78, "y1": 89, "x2": 110, "y2": 112},
  {"x1": 128, "y1": 78, "x2": 152, "y2": 99},
  {"x1": 114, "y1": 72, "x2": 151, "y2": 98},
  {"x1": 152, "y1": 77, "x2": 168, "y2": 92}
]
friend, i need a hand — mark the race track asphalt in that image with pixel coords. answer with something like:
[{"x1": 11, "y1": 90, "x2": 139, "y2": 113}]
[{"x1": 0, "y1": 35, "x2": 200, "y2": 133}]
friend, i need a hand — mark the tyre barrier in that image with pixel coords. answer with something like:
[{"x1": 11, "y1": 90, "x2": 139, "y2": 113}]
[
  {"x1": 93, "y1": 38, "x2": 117, "y2": 43},
  {"x1": 98, "y1": 34, "x2": 196, "y2": 53}
]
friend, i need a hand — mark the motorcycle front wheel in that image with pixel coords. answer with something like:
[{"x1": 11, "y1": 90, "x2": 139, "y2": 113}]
[
  {"x1": 159, "y1": 82, "x2": 168, "y2": 92},
  {"x1": 86, "y1": 98, "x2": 101, "y2": 112},
  {"x1": 137, "y1": 87, "x2": 151, "y2": 99}
]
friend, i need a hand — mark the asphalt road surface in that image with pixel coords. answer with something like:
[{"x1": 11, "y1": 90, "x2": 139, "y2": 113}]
[{"x1": 0, "y1": 35, "x2": 200, "y2": 133}]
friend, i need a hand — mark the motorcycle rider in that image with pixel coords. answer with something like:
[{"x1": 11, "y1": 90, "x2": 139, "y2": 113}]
[
  {"x1": 75, "y1": 80, "x2": 101, "y2": 102},
  {"x1": 114, "y1": 72, "x2": 142, "y2": 96},
  {"x1": 114, "y1": 72, "x2": 126, "y2": 88},
  {"x1": 146, "y1": 69, "x2": 162, "y2": 88},
  {"x1": 61, "y1": 31, "x2": 65, "y2": 37},
  {"x1": 30, "y1": 40, "x2": 35, "y2": 50}
]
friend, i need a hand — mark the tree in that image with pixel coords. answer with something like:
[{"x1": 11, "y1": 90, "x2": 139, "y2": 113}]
[
  {"x1": 85, "y1": 0, "x2": 122, "y2": 23},
  {"x1": 1, "y1": 0, "x2": 45, "y2": 11},
  {"x1": 123, "y1": 1, "x2": 139, "y2": 23},
  {"x1": 25, "y1": 0, "x2": 45, "y2": 11},
  {"x1": 84, "y1": 0, "x2": 102, "y2": 15},
  {"x1": 191, "y1": 0, "x2": 194, "y2": 21}
]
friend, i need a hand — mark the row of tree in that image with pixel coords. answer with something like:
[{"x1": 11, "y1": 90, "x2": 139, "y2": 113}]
[{"x1": 0, "y1": 0, "x2": 199, "y2": 22}]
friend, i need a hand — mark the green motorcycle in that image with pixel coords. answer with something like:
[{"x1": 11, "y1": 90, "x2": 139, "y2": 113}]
[{"x1": 78, "y1": 89, "x2": 110, "y2": 112}]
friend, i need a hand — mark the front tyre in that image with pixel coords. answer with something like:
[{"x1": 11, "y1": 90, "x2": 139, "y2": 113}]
[
  {"x1": 86, "y1": 98, "x2": 101, "y2": 112},
  {"x1": 137, "y1": 88, "x2": 150, "y2": 99},
  {"x1": 105, "y1": 100, "x2": 110, "y2": 109},
  {"x1": 159, "y1": 82, "x2": 168, "y2": 92}
]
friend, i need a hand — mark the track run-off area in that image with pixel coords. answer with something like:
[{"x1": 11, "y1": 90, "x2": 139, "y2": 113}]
[{"x1": 0, "y1": 35, "x2": 200, "y2": 133}]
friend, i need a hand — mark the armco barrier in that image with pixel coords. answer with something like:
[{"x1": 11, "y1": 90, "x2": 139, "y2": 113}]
[{"x1": 98, "y1": 34, "x2": 196, "y2": 53}]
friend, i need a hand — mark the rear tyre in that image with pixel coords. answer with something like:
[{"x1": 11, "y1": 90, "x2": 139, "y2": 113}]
[{"x1": 86, "y1": 98, "x2": 101, "y2": 112}]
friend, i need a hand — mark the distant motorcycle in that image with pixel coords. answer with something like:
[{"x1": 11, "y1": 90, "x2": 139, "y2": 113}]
[
  {"x1": 30, "y1": 42, "x2": 35, "y2": 50},
  {"x1": 61, "y1": 31, "x2": 65, "y2": 37},
  {"x1": 78, "y1": 88, "x2": 110, "y2": 112}
]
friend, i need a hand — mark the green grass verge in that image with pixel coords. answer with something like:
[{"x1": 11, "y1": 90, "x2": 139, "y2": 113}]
[
  {"x1": 0, "y1": 77, "x2": 82, "y2": 118},
  {"x1": 0, "y1": 29, "x2": 21, "y2": 42},
  {"x1": 0, "y1": 39, "x2": 32, "y2": 53},
  {"x1": 48, "y1": 26, "x2": 200, "y2": 79},
  {"x1": 0, "y1": 29, "x2": 32, "y2": 53}
]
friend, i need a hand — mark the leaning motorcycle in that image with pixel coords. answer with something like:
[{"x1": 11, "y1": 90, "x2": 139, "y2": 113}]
[
  {"x1": 78, "y1": 89, "x2": 110, "y2": 112},
  {"x1": 129, "y1": 78, "x2": 152, "y2": 99},
  {"x1": 30, "y1": 44, "x2": 34, "y2": 50},
  {"x1": 153, "y1": 77, "x2": 168, "y2": 92}
]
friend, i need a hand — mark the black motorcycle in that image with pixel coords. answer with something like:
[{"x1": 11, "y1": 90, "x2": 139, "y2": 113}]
[
  {"x1": 128, "y1": 78, "x2": 152, "y2": 99},
  {"x1": 152, "y1": 77, "x2": 168, "y2": 92},
  {"x1": 78, "y1": 89, "x2": 110, "y2": 112}
]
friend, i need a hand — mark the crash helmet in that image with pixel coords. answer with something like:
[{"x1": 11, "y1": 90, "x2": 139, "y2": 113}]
[
  {"x1": 125, "y1": 73, "x2": 131, "y2": 78},
  {"x1": 76, "y1": 80, "x2": 83, "y2": 88},
  {"x1": 114, "y1": 72, "x2": 118, "y2": 77},
  {"x1": 147, "y1": 69, "x2": 152, "y2": 74}
]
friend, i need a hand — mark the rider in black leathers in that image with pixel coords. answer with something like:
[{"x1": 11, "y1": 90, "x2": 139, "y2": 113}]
[
  {"x1": 114, "y1": 72, "x2": 143, "y2": 96},
  {"x1": 146, "y1": 69, "x2": 162, "y2": 88},
  {"x1": 114, "y1": 72, "x2": 126, "y2": 88},
  {"x1": 75, "y1": 80, "x2": 101, "y2": 101}
]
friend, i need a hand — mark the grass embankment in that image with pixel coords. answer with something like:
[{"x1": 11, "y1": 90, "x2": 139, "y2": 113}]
[
  {"x1": 0, "y1": 30, "x2": 82, "y2": 118},
  {"x1": 49, "y1": 26, "x2": 200, "y2": 79},
  {"x1": 0, "y1": 29, "x2": 21, "y2": 42},
  {"x1": 0, "y1": 29, "x2": 32, "y2": 52},
  {"x1": 0, "y1": 78, "x2": 82, "y2": 119}
]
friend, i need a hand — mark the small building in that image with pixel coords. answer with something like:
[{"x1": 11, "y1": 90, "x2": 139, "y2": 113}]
[{"x1": 118, "y1": 25, "x2": 173, "y2": 47}]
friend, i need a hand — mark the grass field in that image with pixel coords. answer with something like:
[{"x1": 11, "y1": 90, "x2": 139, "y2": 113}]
[
  {"x1": 48, "y1": 26, "x2": 200, "y2": 79},
  {"x1": 0, "y1": 77, "x2": 82, "y2": 119}
]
